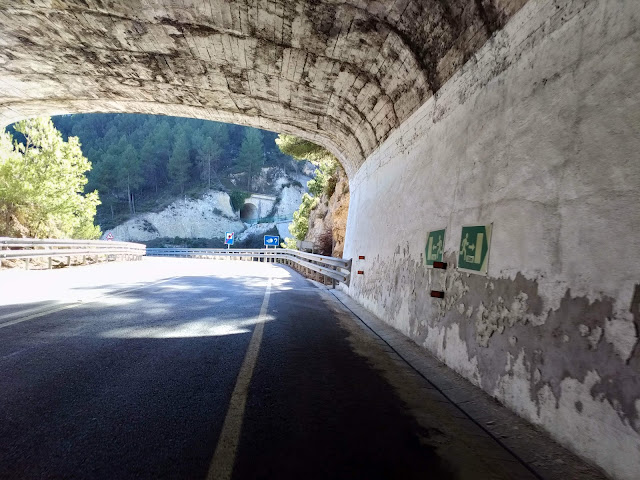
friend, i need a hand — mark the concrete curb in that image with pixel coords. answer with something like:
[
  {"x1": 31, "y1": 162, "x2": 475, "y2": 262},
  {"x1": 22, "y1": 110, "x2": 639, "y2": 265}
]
[{"x1": 307, "y1": 280, "x2": 608, "y2": 480}]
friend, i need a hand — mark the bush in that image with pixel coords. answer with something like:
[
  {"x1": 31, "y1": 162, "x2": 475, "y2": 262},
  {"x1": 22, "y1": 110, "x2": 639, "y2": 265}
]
[
  {"x1": 316, "y1": 229, "x2": 333, "y2": 256},
  {"x1": 229, "y1": 190, "x2": 250, "y2": 212},
  {"x1": 282, "y1": 237, "x2": 298, "y2": 249},
  {"x1": 289, "y1": 193, "x2": 318, "y2": 241},
  {"x1": 280, "y1": 180, "x2": 303, "y2": 190}
]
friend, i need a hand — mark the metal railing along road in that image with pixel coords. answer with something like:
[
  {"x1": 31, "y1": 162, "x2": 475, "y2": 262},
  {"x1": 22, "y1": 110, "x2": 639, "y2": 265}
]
[
  {"x1": 146, "y1": 247, "x2": 352, "y2": 285},
  {"x1": 0, "y1": 237, "x2": 146, "y2": 269},
  {"x1": 244, "y1": 215, "x2": 293, "y2": 225}
]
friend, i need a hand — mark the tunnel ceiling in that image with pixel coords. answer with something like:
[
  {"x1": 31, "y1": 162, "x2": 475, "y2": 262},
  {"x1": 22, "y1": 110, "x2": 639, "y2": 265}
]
[{"x1": 0, "y1": 0, "x2": 528, "y2": 175}]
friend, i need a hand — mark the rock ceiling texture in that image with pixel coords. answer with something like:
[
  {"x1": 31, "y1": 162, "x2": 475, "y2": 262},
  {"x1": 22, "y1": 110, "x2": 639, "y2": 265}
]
[{"x1": 0, "y1": 0, "x2": 527, "y2": 175}]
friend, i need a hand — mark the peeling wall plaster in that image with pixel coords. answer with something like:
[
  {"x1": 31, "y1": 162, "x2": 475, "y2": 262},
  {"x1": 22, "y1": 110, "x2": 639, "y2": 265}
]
[{"x1": 344, "y1": 1, "x2": 640, "y2": 478}]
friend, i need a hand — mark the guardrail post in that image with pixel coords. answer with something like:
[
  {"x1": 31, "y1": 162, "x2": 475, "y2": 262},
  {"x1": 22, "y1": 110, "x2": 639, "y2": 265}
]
[
  {"x1": 24, "y1": 258, "x2": 29, "y2": 270},
  {"x1": 66, "y1": 256, "x2": 71, "y2": 266},
  {"x1": 48, "y1": 257, "x2": 52, "y2": 269}
]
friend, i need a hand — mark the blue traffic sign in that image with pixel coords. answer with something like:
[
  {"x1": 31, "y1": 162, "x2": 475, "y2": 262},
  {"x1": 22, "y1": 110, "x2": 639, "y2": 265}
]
[
  {"x1": 264, "y1": 235, "x2": 280, "y2": 246},
  {"x1": 225, "y1": 232, "x2": 234, "y2": 245}
]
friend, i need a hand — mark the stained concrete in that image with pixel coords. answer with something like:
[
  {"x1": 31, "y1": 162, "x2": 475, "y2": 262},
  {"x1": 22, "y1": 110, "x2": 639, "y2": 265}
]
[
  {"x1": 1, "y1": 1, "x2": 638, "y2": 479},
  {"x1": 0, "y1": 0, "x2": 526, "y2": 177},
  {"x1": 343, "y1": 1, "x2": 640, "y2": 479}
]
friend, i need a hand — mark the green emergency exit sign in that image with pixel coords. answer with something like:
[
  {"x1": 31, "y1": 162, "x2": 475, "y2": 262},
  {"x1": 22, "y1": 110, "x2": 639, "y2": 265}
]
[
  {"x1": 458, "y1": 224, "x2": 492, "y2": 275},
  {"x1": 425, "y1": 229, "x2": 445, "y2": 267}
]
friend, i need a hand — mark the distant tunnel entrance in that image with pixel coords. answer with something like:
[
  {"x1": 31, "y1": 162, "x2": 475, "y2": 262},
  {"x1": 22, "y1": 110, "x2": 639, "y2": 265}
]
[{"x1": 240, "y1": 203, "x2": 258, "y2": 222}]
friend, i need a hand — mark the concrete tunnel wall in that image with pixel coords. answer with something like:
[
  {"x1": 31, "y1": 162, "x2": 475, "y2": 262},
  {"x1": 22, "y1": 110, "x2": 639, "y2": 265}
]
[
  {"x1": 0, "y1": 0, "x2": 638, "y2": 477},
  {"x1": 0, "y1": 0, "x2": 529, "y2": 178},
  {"x1": 343, "y1": 1, "x2": 640, "y2": 479}
]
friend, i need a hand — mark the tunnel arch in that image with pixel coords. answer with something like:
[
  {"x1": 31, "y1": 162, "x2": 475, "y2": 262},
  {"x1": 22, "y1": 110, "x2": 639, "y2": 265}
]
[
  {"x1": 0, "y1": 0, "x2": 525, "y2": 177},
  {"x1": 239, "y1": 203, "x2": 258, "y2": 223}
]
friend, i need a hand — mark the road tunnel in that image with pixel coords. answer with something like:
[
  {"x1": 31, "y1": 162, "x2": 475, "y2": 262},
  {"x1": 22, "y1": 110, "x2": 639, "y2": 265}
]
[
  {"x1": 0, "y1": 1, "x2": 639, "y2": 478},
  {"x1": 239, "y1": 203, "x2": 258, "y2": 223}
]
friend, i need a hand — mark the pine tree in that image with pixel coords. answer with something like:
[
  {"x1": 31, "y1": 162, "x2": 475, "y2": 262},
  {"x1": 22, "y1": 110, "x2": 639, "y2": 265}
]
[
  {"x1": 119, "y1": 145, "x2": 143, "y2": 214},
  {"x1": 235, "y1": 129, "x2": 264, "y2": 191},
  {"x1": 0, "y1": 117, "x2": 101, "y2": 239},
  {"x1": 168, "y1": 132, "x2": 191, "y2": 194},
  {"x1": 197, "y1": 136, "x2": 222, "y2": 189}
]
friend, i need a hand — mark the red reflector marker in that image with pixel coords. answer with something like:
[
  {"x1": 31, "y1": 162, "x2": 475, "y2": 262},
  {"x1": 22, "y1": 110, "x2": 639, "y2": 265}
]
[
  {"x1": 359, "y1": 255, "x2": 365, "y2": 260},
  {"x1": 357, "y1": 270, "x2": 364, "y2": 275},
  {"x1": 430, "y1": 290, "x2": 445, "y2": 298},
  {"x1": 432, "y1": 261, "x2": 448, "y2": 269}
]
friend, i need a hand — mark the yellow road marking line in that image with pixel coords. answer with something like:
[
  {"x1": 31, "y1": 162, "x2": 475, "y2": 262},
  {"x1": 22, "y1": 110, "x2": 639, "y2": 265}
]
[
  {"x1": 207, "y1": 276, "x2": 272, "y2": 480},
  {"x1": 0, "y1": 276, "x2": 180, "y2": 329}
]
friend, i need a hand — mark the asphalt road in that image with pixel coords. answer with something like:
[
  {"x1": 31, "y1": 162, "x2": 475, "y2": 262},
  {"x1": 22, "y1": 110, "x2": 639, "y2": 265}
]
[{"x1": 0, "y1": 259, "x2": 539, "y2": 480}]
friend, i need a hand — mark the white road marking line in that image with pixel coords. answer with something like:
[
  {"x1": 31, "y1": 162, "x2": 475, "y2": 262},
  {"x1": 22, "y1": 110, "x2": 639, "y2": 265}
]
[
  {"x1": 0, "y1": 347, "x2": 31, "y2": 361},
  {"x1": 0, "y1": 276, "x2": 181, "y2": 329},
  {"x1": 207, "y1": 276, "x2": 272, "y2": 480},
  {"x1": 0, "y1": 303, "x2": 65, "y2": 322}
]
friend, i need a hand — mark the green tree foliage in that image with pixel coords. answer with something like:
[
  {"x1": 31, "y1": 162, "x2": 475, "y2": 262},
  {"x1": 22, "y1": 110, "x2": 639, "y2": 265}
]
[
  {"x1": 196, "y1": 136, "x2": 222, "y2": 189},
  {"x1": 229, "y1": 190, "x2": 250, "y2": 212},
  {"x1": 275, "y1": 134, "x2": 335, "y2": 165},
  {"x1": 210, "y1": 122, "x2": 230, "y2": 170},
  {"x1": 235, "y1": 129, "x2": 264, "y2": 190},
  {"x1": 43, "y1": 113, "x2": 299, "y2": 228},
  {"x1": 307, "y1": 160, "x2": 339, "y2": 197},
  {"x1": 168, "y1": 131, "x2": 191, "y2": 194},
  {"x1": 0, "y1": 117, "x2": 101, "y2": 239},
  {"x1": 289, "y1": 193, "x2": 318, "y2": 241},
  {"x1": 119, "y1": 145, "x2": 143, "y2": 213},
  {"x1": 275, "y1": 134, "x2": 342, "y2": 244},
  {"x1": 282, "y1": 237, "x2": 298, "y2": 249}
]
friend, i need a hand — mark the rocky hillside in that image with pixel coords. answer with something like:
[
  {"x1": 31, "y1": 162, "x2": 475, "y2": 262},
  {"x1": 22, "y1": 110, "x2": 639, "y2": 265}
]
[
  {"x1": 105, "y1": 168, "x2": 309, "y2": 243},
  {"x1": 304, "y1": 168, "x2": 350, "y2": 257},
  {"x1": 107, "y1": 191, "x2": 242, "y2": 241}
]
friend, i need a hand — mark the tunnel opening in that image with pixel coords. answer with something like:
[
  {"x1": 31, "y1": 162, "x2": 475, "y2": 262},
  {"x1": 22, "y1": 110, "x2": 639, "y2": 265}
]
[
  {"x1": 1, "y1": 111, "x2": 352, "y2": 258},
  {"x1": 240, "y1": 203, "x2": 258, "y2": 223}
]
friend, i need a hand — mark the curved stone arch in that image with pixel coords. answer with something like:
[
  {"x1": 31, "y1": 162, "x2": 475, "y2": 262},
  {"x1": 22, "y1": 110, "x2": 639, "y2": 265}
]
[
  {"x1": 242, "y1": 194, "x2": 277, "y2": 222},
  {"x1": 0, "y1": 0, "x2": 524, "y2": 177},
  {"x1": 0, "y1": 99, "x2": 357, "y2": 177}
]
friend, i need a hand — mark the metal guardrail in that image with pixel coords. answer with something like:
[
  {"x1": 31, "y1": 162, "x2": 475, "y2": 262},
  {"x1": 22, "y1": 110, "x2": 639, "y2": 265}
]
[
  {"x1": 0, "y1": 237, "x2": 146, "y2": 269},
  {"x1": 146, "y1": 248, "x2": 352, "y2": 285},
  {"x1": 244, "y1": 215, "x2": 293, "y2": 225}
]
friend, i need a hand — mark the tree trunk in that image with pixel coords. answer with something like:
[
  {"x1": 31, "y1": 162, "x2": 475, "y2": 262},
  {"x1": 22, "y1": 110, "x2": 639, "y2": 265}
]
[{"x1": 127, "y1": 175, "x2": 132, "y2": 214}]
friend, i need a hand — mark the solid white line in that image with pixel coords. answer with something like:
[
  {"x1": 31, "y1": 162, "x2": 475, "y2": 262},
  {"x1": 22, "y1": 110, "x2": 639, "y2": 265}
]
[
  {"x1": 207, "y1": 276, "x2": 272, "y2": 480},
  {"x1": 0, "y1": 303, "x2": 67, "y2": 322},
  {"x1": 0, "y1": 276, "x2": 181, "y2": 329}
]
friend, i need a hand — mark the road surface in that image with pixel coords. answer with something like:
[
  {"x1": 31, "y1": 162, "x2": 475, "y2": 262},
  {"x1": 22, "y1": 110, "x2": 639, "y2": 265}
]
[{"x1": 0, "y1": 258, "x2": 586, "y2": 479}]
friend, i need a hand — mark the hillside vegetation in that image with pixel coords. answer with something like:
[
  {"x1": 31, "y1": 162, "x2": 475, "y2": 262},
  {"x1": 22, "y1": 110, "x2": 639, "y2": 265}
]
[
  {"x1": 44, "y1": 114, "x2": 306, "y2": 230},
  {"x1": 275, "y1": 134, "x2": 347, "y2": 255},
  {"x1": 0, "y1": 118, "x2": 101, "y2": 239}
]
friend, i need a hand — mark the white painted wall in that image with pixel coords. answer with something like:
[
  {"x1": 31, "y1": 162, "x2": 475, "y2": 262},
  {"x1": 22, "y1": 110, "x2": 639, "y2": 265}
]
[{"x1": 344, "y1": 1, "x2": 640, "y2": 478}]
